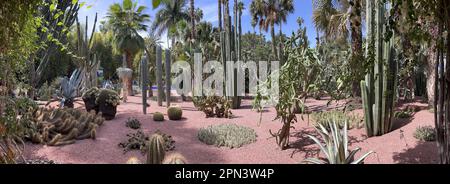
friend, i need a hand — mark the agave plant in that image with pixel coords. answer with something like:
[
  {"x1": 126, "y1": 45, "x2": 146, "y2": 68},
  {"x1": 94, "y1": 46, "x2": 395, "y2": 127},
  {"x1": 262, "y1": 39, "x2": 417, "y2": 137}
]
[
  {"x1": 59, "y1": 69, "x2": 82, "y2": 108},
  {"x1": 303, "y1": 121, "x2": 373, "y2": 164}
]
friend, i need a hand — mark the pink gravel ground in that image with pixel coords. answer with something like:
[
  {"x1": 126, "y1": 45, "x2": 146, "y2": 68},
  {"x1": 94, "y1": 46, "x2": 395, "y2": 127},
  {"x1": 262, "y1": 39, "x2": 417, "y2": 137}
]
[{"x1": 24, "y1": 96, "x2": 438, "y2": 164}]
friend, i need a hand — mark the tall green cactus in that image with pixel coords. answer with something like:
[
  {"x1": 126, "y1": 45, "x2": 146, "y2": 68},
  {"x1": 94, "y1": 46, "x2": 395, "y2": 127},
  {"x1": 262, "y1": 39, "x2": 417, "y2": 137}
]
[
  {"x1": 156, "y1": 46, "x2": 163, "y2": 106},
  {"x1": 360, "y1": 0, "x2": 397, "y2": 137},
  {"x1": 165, "y1": 50, "x2": 171, "y2": 107},
  {"x1": 220, "y1": 0, "x2": 243, "y2": 109},
  {"x1": 146, "y1": 134, "x2": 166, "y2": 164},
  {"x1": 140, "y1": 53, "x2": 148, "y2": 114}
]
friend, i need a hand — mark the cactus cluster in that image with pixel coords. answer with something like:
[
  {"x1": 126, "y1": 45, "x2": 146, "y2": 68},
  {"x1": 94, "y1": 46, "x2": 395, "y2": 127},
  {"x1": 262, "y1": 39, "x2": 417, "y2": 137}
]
[
  {"x1": 167, "y1": 106, "x2": 183, "y2": 120},
  {"x1": 393, "y1": 110, "x2": 412, "y2": 119},
  {"x1": 198, "y1": 124, "x2": 257, "y2": 149},
  {"x1": 153, "y1": 112, "x2": 165, "y2": 121},
  {"x1": 25, "y1": 107, "x2": 104, "y2": 146},
  {"x1": 82, "y1": 88, "x2": 120, "y2": 120},
  {"x1": 82, "y1": 87, "x2": 100, "y2": 112},
  {"x1": 125, "y1": 117, "x2": 141, "y2": 129},
  {"x1": 118, "y1": 130, "x2": 175, "y2": 154},
  {"x1": 193, "y1": 96, "x2": 233, "y2": 118},
  {"x1": 360, "y1": 0, "x2": 397, "y2": 137}
]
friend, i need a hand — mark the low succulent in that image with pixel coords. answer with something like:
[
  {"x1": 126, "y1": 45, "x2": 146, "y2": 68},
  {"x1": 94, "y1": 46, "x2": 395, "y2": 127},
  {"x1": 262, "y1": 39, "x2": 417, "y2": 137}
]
[
  {"x1": 153, "y1": 112, "x2": 165, "y2": 121},
  {"x1": 125, "y1": 117, "x2": 141, "y2": 129},
  {"x1": 118, "y1": 130, "x2": 175, "y2": 154},
  {"x1": 303, "y1": 121, "x2": 373, "y2": 164},
  {"x1": 394, "y1": 110, "x2": 412, "y2": 119},
  {"x1": 167, "y1": 106, "x2": 182, "y2": 120},
  {"x1": 198, "y1": 124, "x2": 257, "y2": 149},
  {"x1": 413, "y1": 126, "x2": 436, "y2": 142}
]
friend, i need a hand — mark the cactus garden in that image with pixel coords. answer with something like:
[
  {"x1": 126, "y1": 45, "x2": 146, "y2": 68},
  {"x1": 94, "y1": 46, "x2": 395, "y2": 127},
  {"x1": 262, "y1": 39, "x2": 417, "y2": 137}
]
[{"x1": 2, "y1": 0, "x2": 450, "y2": 165}]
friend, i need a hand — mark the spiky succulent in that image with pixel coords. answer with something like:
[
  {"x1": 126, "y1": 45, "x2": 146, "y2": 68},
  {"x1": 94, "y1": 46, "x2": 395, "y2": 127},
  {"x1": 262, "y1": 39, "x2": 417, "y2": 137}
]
[
  {"x1": 146, "y1": 133, "x2": 166, "y2": 164},
  {"x1": 153, "y1": 112, "x2": 164, "y2": 121},
  {"x1": 167, "y1": 106, "x2": 182, "y2": 120},
  {"x1": 162, "y1": 153, "x2": 187, "y2": 164},
  {"x1": 198, "y1": 124, "x2": 257, "y2": 149},
  {"x1": 125, "y1": 117, "x2": 141, "y2": 129},
  {"x1": 413, "y1": 126, "x2": 436, "y2": 142},
  {"x1": 303, "y1": 121, "x2": 373, "y2": 164},
  {"x1": 96, "y1": 89, "x2": 120, "y2": 106}
]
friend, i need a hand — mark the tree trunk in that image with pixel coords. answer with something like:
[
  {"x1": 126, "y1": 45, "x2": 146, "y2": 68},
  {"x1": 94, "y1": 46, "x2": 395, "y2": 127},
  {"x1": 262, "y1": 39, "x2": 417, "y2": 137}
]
[
  {"x1": 125, "y1": 51, "x2": 134, "y2": 96},
  {"x1": 190, "y1": 0, "x2": 196, "y2": 41},
  {"x1": 224, "y1": 0, "x2": 230, "y2": 35},
  {"x1": 350, "y1": 0, "x2": 363, "y2": 97},
  {"x1": 270, "y1": 24, "x2": 278, "y2": 61},
  {"x1": 427, "y1": 42, "x2": 437, "y2": 106}
]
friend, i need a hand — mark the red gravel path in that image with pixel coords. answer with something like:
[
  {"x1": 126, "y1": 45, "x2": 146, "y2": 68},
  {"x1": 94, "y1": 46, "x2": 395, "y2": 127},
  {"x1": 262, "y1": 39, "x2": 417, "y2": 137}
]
[{"x1": 24, "y1": 96, "x2": 438, "y2": 164}]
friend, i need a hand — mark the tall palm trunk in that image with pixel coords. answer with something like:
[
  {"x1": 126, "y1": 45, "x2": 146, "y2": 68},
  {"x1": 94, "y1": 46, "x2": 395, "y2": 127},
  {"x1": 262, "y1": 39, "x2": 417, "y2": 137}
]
[
  {"x1": 125, "y1": 51, "x2": 134, "y2": 96},
  {"x1": 350, "y1": 0, "x2": 363, "y2": 97},
  {"x1": 278, "y1": 23, "x2": 283, "y2": 61},
  {"x1": 224, "y1": 0, "x2": 230, "y2": 34},
  {"x1": 270, "y1": 24, "x2": 277, "y2": 61},
  {"x1": 190, "y1": 0, "x2": 195, "y2": 40}
]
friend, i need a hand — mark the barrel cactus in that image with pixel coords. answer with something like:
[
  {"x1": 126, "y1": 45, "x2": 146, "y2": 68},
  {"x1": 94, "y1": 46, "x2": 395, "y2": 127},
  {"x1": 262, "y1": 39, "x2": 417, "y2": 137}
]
[
  {"x1": 146, "y1": 134, "x2": 166, "y2": 164},
  {"x1": 167, "y1": 106, "x2": 182, "y2": 120},
  {"x1": 162, "y1": 153, "x2": 187, "y2": 164},
  {"x1": 153, "y1": 112, "x2": 165, "y2": 121}
]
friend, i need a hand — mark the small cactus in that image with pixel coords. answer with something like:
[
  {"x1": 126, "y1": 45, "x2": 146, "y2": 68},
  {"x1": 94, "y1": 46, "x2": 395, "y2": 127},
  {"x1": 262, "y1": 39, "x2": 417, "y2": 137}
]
[
  {"x1": 126, "y1": 157, "x2": 142, "y2": 164},
  {"x1": 125, "y1": 117, "x2": 141, "y2": 129},
  {"x1": 167, "y1": 106, "x2": 183, "y2": 120},
  {"x1": 162, "y1": 153, "x2": 187, "y2": 164},
  {"x1": 146, "y1": 134, "x2": 166, "y2": 164},
  {"x1": 153, "y1": 112, "x2": 165, "y2": 121}
]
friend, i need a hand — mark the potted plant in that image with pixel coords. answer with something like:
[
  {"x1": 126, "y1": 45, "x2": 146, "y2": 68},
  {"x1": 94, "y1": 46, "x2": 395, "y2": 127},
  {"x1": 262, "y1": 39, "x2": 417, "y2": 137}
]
[
  {"x1": 82, "y1": 87, "x2": 100, "y2": 113},
  {"x1": 96, "y1": 89, "x2": 120, "y2": 120}
]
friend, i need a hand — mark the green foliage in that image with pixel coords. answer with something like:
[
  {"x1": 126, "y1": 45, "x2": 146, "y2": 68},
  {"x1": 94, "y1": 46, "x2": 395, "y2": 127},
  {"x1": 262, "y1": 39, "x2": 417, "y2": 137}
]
[
  {"x1": 153, "y1": 112, "x2": 165, "y2": 121},
  {"x1": 393, "y1": 110, "x2": 412, "y2": 119},
  {"x1": 167, "y1": 106, "x2": 183, "y2": 120},
  {"x1": 414, "y1": 126, "x2": 436, "y2": 142},
  {"x1": 311, "y1": 110, "x2": 362, "y2": 130},
  {"x1": 193, "y1": 96, "x2": 233, "y2": 118},
  {"x1": 253, "y1": 29, "x2": 321, "y2": 149},
  {"x1": 198, "y1": 124, "x2": 257, "y2": 149},
  {"x1": 303, "y1": 121, "x2": 373, "y2": 164},
  {"x1": 96, "y1": 89, "x2": 120, "y2": 107},
  {"x1": 125, "y1": 117, "x2": 141, "y2": 129}
]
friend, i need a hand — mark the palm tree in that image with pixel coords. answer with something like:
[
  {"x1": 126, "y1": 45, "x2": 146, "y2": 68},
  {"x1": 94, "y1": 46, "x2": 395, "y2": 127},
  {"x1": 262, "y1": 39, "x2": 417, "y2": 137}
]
[
  {"x1": 190, "y1": 0, "x2": 196, "y2": 41},
  {"x1": 250, "y1": 0, "x2": 294, "y2": 61},
  {"x1": 313, "y1": 0, "x2": 364, "y2": 97},
  {"x1": 106, "y1": 0, "x2": 150, "y2": 95},
  {"x1": 151, "y1": 0, "x2": 190, "y2": 48}
]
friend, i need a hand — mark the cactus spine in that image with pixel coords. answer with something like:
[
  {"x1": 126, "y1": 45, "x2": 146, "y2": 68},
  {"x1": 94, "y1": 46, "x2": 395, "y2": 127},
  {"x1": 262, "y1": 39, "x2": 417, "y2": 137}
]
[
  {"x1": 140, "y1": 53, "x2": 148, "y2": 114},
  {"x1": 360, "y1": 0, "x2": 397, "y2": 137},
  {"x1": 146, "y1": 134, "x2": 166, "y2": 164},
  {"x1": 156, "y1": 46, "x2": 164, "y2": 106}
]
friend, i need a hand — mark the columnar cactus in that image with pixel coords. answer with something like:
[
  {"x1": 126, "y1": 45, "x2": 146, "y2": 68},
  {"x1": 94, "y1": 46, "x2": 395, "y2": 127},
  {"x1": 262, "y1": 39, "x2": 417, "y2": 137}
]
[
  {"x1": 146, "y1": 134, "x2": 166, "y2": 164},
  {"x1": 165, "y1": 49, "x2": 171, "y2": 107},
  {"x1": 156, "y1": 46, "x2": 164, "y2": 106},
  {"x1": 360, "y1": 0, "x2": 397, "y2": 137},
  {"x1": 140, "y1": 53, "x2": 148, "y2": 114},
  {"x1": 219, "y1": 0, "x2": 242, "y2": 109}
]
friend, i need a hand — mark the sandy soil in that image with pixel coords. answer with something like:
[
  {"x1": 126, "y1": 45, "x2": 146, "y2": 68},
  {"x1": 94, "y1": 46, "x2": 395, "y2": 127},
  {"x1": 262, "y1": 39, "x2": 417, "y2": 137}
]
[{"x1": 24, "y1": 96, "x2": 438, "y2": 164}]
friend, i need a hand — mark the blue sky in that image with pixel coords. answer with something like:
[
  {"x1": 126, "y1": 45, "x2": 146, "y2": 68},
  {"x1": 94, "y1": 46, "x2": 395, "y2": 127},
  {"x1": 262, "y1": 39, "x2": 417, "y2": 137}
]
[{"x1": 78, "y1": 0, "x2": 316, "y2": 48}]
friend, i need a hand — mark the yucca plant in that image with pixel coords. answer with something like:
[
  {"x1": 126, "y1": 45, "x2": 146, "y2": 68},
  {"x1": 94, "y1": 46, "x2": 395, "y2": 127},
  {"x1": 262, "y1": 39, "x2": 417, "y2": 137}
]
[{"x1": 303, "y1": 121, "x2": 373, "y2": 164}]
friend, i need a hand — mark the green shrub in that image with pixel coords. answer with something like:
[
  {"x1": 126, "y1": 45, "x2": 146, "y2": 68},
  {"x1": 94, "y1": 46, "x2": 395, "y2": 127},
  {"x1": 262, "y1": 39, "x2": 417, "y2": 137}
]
[
  {"x1": 125, "y1": 117, "x2": 141, "y2": 129},
  {"x1": 96, "y1": 89, "x2": 120, "y2": 106},
  {"x1": 311, "y1": 110, "x2": 361, "y2": 129},
  {"x1": 394, "y1": 111, "x2": 412, "y2": 119},
  {"x1": 153, "y1": 112, "x2": 165, "y2": 121},
  {"x1": 413, "y1": 126, "x2": 436, "y2": 142},
  {"x1": 198, "y1": 124, "x2": 257, "y2": 148},
  {"x1": 167, "y1": 106, "x2": 182, "y2": 120}
]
